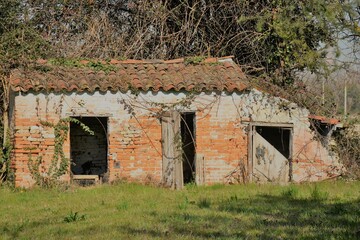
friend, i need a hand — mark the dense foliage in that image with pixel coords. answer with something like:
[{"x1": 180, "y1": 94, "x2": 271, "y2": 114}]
[{"x1": 1, "y1": 0, "x2": 359, "y2": 83}]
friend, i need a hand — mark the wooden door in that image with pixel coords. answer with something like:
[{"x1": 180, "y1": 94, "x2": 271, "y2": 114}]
[
  {"x1": 252, "y1": 128, "x2": 290, "y2": 183},
  {"x1": 161, "y1": 111, "x2": 183, "y2": 189}
]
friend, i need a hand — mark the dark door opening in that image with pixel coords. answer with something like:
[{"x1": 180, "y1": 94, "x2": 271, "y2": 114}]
[
  {"x1": 255, "y1": 126, "x2": 291, "y2": 159},
  {"x1": 70, "y1": 117, "x2": 108, "y2": 176},
  {"x1": 180, "y1": 112, "x2": 196, "y2": 184}
]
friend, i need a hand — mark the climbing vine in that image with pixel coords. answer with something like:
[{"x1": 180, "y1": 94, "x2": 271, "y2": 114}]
[
  {"x1": 47, "y1": 58, "x2": 118, "y2": 73},
  {"x1": 0, "y1": 130, "x2": 13, "y2": 185},
  {"x1": 28, "y1": 117, "x2": 94, "y2": 187}
]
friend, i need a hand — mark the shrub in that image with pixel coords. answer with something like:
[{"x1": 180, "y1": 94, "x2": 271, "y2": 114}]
[{"x1": 333, "y1": 124, "x2": 360, "y2": 179}]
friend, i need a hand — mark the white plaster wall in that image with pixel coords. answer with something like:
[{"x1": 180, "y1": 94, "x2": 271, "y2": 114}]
[
  {"x1": 15, "y1": 88, "x2": 307, "y2": 125},
  {"x1": 12, "y1": 88, "x2": 341, "y2": 185}
]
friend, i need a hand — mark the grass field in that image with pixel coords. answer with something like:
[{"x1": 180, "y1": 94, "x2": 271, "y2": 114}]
[{"x1": 0, "y1": 181, "x2": 359, "y2": 239}]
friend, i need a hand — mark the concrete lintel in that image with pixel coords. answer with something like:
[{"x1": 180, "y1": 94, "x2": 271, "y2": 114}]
[
  {"x1": 247, "y1": 122, "x2": 293, "y2": 128},
  {"x1": 65, "y1": 113, "x2": 113, "y2": 117},
  {"x1": 72, "y1": 175, "x2": 99, "y2": 180}
]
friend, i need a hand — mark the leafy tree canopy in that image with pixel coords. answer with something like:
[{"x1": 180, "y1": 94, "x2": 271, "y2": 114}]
[{"x1": 1, "y1": 0, "x2": 359, "y2": 84}]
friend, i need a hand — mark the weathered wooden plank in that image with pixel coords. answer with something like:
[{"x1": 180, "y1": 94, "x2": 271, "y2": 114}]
[
  {"x1": 252, "y1": 131, "x2": 289, "y2": 183},
  {"x1": 196, "y1": 154, "x2": 204, "y2": 185},
  {"x1": 173, "y1": 112, "x2": 183, "y2": 189},
  {"x1": 161, "y1": 111, "x2": 182, "y2": 189}
]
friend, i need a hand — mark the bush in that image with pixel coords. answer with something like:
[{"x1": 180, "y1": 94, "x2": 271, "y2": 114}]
[{"x1": 333, "y1": 124, "x2": 360, "y2": 179}]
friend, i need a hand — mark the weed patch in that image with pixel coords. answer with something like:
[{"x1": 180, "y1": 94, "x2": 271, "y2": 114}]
[
  {"x1": 178, "y1": 196, "x2": 189, "y2": 210},
  {"x1": 1, "y1": 220, "x2": 28, "y2": 239},
  {"x1": 281, "y1": 184, "x2": 299, "y2": 199},
  {"x1": 310, "y1": 184, "x2": 329, "y2": 201},
  {"x1": 63, "y1": 211, "x2": 86, "y2": 223},
  {"x1": 117, "y1": 201, "x2": 129, "y2": 211},
  {"x1": 197, "y1": 197, "x2": 211, "y2": 209}
]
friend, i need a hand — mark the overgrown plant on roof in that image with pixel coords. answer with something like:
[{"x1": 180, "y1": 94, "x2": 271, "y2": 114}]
[{"x1": 47, "y1": 58, "x2": 118, "y2": 73}]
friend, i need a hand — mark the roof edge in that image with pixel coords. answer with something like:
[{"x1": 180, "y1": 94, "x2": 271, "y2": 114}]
[{"x1": 34, "y1": 56, "x2": 236, "y2": 66}]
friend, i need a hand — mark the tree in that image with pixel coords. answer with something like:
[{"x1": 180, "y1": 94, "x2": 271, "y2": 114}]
[
  {"x1": 0, "y1": 0, "x2": 50, "y2": 182},
  {"x1": 19, "y1": 0, "x2": 358, "y2": 85}
]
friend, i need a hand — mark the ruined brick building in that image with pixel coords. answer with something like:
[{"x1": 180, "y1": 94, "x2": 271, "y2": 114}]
[{"x1": 9, "y1": 57, "x2": 342, "y2": 188}]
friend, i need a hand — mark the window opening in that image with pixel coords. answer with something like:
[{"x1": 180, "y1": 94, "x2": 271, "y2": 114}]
[{"x1": 255, "y1": 126, "x2": 291, "y2": 159}]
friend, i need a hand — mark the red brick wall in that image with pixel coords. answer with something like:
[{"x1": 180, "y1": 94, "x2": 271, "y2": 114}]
[
  {"x1": 107, "y1": 115, "x2": 163, "y2": 183},
  {"x1": 10, "y1": 90, "x2": 341, "y2": 188},
  {"x1": 291, "y1": 125, "x2": 341, "y2": 182},
  {"x1": 196, "y1": 110, "x2": 248, "y2": 184}
]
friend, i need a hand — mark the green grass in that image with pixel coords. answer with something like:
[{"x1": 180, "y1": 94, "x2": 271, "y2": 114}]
[{"x1": 0, "y1": 181, "x2": 360, "y2": 239}]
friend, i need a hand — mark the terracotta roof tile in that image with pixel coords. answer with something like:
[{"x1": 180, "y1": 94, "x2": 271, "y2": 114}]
[
  {"x1": 10, "y1": 57, "x2": 248, "y2": 93},
  {"x1": 309, "y1": 115, "x2": 340, "y2": 125},
  {"x1": 164, "y1": 58, "x2": 184, "y2": 64}
]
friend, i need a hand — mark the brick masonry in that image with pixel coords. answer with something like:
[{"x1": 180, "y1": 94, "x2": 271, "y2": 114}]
[{"x1": 10, "y1": 89, "x2": 342, "y2": 188}]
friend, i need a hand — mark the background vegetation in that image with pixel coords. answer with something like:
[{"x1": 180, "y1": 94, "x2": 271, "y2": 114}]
[
  {"x1": 1, "y1": 0, "x2": 359, "y2": 114},
  {"x1": 1, "y1": 0, "x2": 359, "y2": 81}
]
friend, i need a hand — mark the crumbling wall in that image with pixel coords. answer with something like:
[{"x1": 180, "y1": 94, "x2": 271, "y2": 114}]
[
  {"x1": 233, "y1": 89, "x2": 342, "y2": 182},
  {"x1": 11, "y1": 88, "x2": 341, "y2": 187}
]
